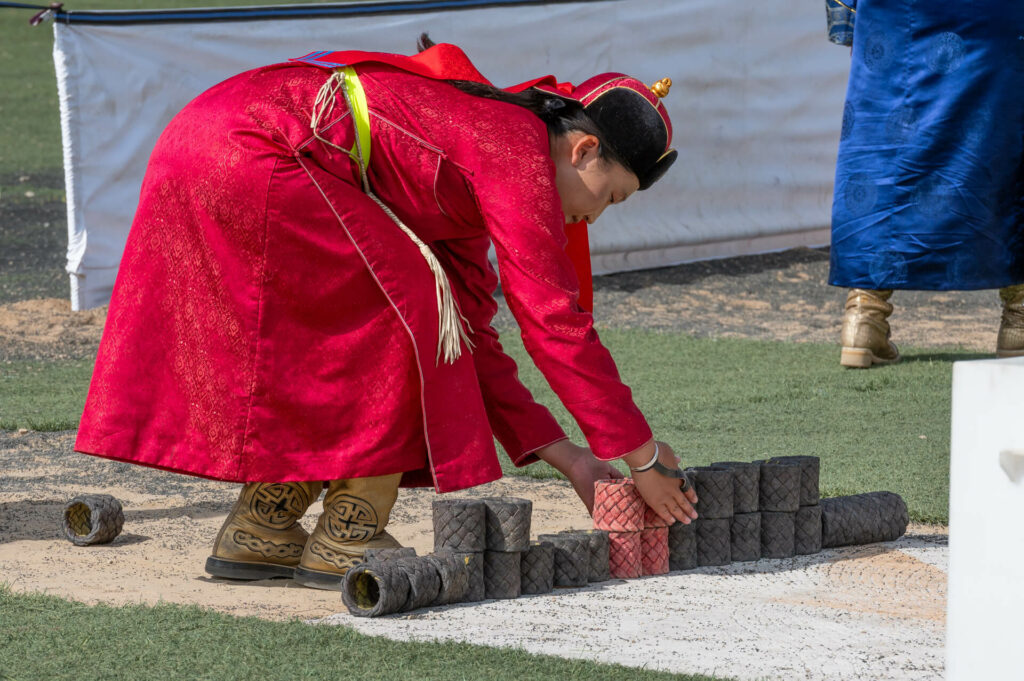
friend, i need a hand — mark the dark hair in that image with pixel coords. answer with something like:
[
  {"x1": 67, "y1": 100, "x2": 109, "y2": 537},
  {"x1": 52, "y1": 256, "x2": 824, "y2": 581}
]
[{"x1": 416, "y1": 33, "x2": 628, "y2": 169}]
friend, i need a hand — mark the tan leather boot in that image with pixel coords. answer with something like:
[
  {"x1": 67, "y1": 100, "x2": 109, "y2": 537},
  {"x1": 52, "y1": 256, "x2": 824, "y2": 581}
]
[
  {"x1": 840, "y1": 288, "x2": 901, "y2": 368},
  {"x1": 997, "y1": 284, "x2": 1024, "y2": 358},
  {"x1": 293, "y1": 472, "x2": 404, "y2": 590},
  {"x1": 205, "y1": 481, "x2": 321, "y2": 580}
]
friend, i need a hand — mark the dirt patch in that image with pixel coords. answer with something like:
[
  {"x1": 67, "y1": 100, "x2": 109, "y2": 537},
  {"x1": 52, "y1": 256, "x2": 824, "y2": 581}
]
[
  {"x1": 580, "y1": 249, "x2": 1002, "y2": 352},
  {"x1": 0, "y1": 298, "x2": 106, "y2": 361}
]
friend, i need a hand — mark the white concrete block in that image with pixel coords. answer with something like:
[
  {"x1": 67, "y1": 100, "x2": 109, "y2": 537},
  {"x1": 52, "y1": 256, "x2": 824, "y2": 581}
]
[{"x1": 947, "y1": 358, "x2": 1024, "y2": 681}]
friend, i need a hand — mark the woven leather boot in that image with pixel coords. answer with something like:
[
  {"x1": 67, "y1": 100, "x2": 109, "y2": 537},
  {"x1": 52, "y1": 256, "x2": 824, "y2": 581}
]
[
  {"x1": 293, "y1": 472, "x2": 404, "y2": 590},
  {"x1": 840, "y1": 288, "x2": 900, "y2": 368},
  {"x1": 205, "y1": 481, "x2": 321, "y2": 580},
  {"x1": 997, "y1": 284, "x2": 1024, "y2": 358}
]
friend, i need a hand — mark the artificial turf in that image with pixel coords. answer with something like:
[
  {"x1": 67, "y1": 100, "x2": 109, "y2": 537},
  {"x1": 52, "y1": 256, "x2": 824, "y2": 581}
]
[
  {"x1": 0, "y1": 585, "x2": 720, "y2": 681},
  {"x1": 0, "y1": 358, "x2": 93, "y2": 431}
]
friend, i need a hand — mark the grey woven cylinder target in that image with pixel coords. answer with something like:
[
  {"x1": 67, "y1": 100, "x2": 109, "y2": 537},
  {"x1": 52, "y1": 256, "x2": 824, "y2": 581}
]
[
  {"x1": 454, "y1": 551, "x2": 486, "y2": 602},
  {"x1": 710, "y1": 461, "x2": 761, "y2": 514},
  {"x1": 761, "y1": 511, "x2": 796, "y2": 559},
  {"x1": 342, "y1": 561, "x2": 411, "y2": 617},
  {"x1": 695, "y1": 518, "x2": 731, "y2": 566},
  {"x1": 756, "y1": 460, "x2": 801, "y2": 512},
  {"x1": 770, "y1": 456, "x2": 821, "y2": 507},
  {"x1": 685, "y1": 467, "x2": 734, "y2": 519},
  {"x1": 561, "y1": 529, "x2": 610, "y2": 582},
  {"x1": 820, "y1": 492, "x2": 909, "y2": 548},
  {"x1": 364, "y1": 547, "x2": 417, "y2": 562},
  {"x1": 582, "y1": 529, "x2": 611, "y2": 582},
  {"x1": 391, "y1": 556, "x2": 442, "y2": 611},
  {"x1": 794, "y1": 505, "x2": 823, "y2": 555},
  {"x1": 425, "y1": 550, "x2": 470, "y2": 605},
  {"x1": 62, "y1": 494, "x2": 124, "y2": 546},
  {"x1": 520, "y1": 540, "x2": 555, "y2": 594},
  {"x1": 668, "y1": 520, "x2": 697, "y2": 571},
  {"x1": 537, "y1": 533, "x2": 588, "y2": 587},
  {"x1": 432, "y1": 498, "x2": 486, "y2": 552},
  {"x1": 730, "y1": 512, "x2": 762, "y2": 562},
  {"x1": 481, "y1": 497, "x2": 532, "y2": 552},
  {"x1": 483, "y1": 550, "x2": 522, "y2": 599}
]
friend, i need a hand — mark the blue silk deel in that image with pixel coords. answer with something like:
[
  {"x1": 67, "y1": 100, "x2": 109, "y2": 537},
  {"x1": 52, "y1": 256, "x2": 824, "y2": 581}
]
[{"x1": 829, "y1": 0, "x2": 1024, "y2": 291}]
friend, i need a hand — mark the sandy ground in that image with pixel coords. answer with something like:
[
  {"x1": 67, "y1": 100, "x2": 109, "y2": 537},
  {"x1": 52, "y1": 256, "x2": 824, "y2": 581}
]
[
  {"x1": 1, "y1": 247, "x2": 976, "y2": 679},
  {"x1": 1, "y1": 430, "x2": 946, "y2": 681}
]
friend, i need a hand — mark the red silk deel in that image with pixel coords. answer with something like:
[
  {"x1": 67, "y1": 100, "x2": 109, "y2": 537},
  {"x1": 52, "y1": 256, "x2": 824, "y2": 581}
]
[
  {"x1": 293, "y1": 47, "x2": 595, "y2": 312},
  {"x1": 76, "y1": 53, "x2": 645, "y2": 491}
]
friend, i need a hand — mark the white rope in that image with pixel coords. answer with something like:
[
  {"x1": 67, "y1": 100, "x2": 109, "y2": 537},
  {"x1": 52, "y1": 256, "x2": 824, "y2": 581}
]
[
  {"x1": 311, "y1": 70, "x2": 474, "y2": 365},
  {"x1": 310, "y1": 71, "x2": 349, "y2": 153}
]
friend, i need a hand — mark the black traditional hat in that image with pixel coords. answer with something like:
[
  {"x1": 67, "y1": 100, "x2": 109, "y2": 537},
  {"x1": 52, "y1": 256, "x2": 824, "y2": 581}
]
[{"x1": 530, "y1": 73, "x2": 677, "y2": 190}]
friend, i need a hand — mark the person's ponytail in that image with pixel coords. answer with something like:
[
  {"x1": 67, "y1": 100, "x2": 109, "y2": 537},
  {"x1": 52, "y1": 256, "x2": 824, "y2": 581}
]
[{"x1": 415, "y1": 33, "x2": 627, "y2": 167}]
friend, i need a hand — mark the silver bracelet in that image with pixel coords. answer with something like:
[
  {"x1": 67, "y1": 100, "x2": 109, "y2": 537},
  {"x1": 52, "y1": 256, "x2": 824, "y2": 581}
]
[{"x1": 629, "y1": 442, "x2": 660, "y2": 473}]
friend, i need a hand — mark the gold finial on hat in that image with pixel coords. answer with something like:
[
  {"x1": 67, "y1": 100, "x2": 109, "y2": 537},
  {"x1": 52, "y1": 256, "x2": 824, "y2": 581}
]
[{"x1": 650, "y1": 77, "x2": 672, "y2": 98}]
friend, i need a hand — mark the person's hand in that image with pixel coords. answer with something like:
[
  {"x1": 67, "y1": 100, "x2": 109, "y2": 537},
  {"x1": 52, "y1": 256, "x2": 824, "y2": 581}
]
[
  {"x1": 565, "y1": 448, "x2": 623, "y2": 514},
  {"x1": 534, "y1": 439, "x2": 623, "y2": 513},
  {"x1": 623, "y1": 440, "x2": 699, "y2": 525}
]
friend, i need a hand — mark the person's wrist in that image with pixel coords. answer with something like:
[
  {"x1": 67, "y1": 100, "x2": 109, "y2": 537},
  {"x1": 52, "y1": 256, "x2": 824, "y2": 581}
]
[
  {"x1": 535, "y1": 438, "x2": 577, "y2": 475},
  {"x1": 621, "y1": 439, "x2": 657, "y2": 471},
  {"x1": 629, "y1": 443, "x2": 660, "y2": 473}
]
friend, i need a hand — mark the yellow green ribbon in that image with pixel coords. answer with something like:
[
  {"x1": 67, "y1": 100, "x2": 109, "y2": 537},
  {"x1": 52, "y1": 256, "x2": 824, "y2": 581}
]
[{"x1": 340, "y1": 66, "x2": 371, "y2": 168}]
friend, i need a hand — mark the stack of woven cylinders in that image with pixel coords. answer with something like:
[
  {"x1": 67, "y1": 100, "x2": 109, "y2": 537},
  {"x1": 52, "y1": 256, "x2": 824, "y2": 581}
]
[
  {"x1": 686, "y1": 467, "x2": 734, "y2": 566},
  {"x1": 781, "y1": 456, "x2": 824, "y2": 555},
  {"x1": 592, "y1": 478, "x2": 669, "y2": 577},
  {"x1": 431, "y1": 497, "x2": 536, "y2": 601},
  {"x1": 710, "y1": 461, "x2": 761, "y2": 562},
  {"x1": 754, "y1": 456, "x2": 822, "y2": 558},
  {"x1": 431, "y1": 498, "x2": 488, "y2": 601}
]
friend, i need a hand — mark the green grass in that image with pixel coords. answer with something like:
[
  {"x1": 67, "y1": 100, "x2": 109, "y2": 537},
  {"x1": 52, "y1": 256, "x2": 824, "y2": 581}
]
[
  {"x1": 0, "y1": 585, "x2": 718, "y2": 681},
  {"x1": 0, "y1": 358, "x2": 93, "y2": 430},
  {"x1": 500, "y1": 330, "x2": 963, "y2": 524}
]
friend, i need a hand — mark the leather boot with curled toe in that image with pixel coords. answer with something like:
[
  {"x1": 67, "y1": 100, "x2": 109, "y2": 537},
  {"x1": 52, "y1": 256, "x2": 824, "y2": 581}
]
[
  {"x1": 293, "y1": 472, "x2": 405, "y2": 591},
  {"x1": 840, "y1": 288, "x2": 901, "y2": 368},
  {"x1": 206, "y1": 481, "x2": 322, "y2": 580}
]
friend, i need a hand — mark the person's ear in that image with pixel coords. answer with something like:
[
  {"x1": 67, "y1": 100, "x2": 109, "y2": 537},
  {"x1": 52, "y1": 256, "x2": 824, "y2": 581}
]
[{"x1": 570, "y1": 134, "x2": 601, "y2": 167}]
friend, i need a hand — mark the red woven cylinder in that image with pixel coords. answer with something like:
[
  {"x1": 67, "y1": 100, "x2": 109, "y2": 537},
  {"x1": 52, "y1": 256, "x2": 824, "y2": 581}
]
[
  {"x1": 607, "y1": 531, "x2": 642, "y2": 579},
  {"x1": 593, "y1": 479, "x2": 644, "y2": 532},
  {"x1": 641, "y1": 526, "x2": 669, "y2": 575},
  {"x1": 643, "y1": 503, "x2": 670, "y2": 528}
]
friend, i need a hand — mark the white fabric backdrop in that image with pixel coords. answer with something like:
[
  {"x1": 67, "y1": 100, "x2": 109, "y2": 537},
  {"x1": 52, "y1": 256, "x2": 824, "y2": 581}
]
[{"x1": 53, "y1": 0, "x2": 850, "y2": 310}]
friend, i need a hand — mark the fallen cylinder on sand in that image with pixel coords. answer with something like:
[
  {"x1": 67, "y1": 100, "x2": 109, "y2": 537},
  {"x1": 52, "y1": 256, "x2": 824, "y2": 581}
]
[
  {"x1": 342, "y1": 561, "x2": 411, "y2": 617},
  {"x1": 820, "y1": 491, "x2": 908, "y2": 548},
  {"x1": 62, "y1": 494, "x2": 124, "y2": 546}
]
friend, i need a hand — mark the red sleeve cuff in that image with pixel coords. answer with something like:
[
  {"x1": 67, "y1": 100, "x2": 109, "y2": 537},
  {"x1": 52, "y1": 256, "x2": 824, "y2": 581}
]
[
  {"x1": 492, "y1": 408, "x2": 567, "y2": 468},
  {"x1": 563, "y1": 392, "x2": 654, "y2": 461}
]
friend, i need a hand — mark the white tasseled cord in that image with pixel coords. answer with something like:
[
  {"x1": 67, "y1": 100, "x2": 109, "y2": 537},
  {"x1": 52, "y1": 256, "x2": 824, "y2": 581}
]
[{"x1": 311, "y1": 70, "x2": 474, "y2": 365}]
